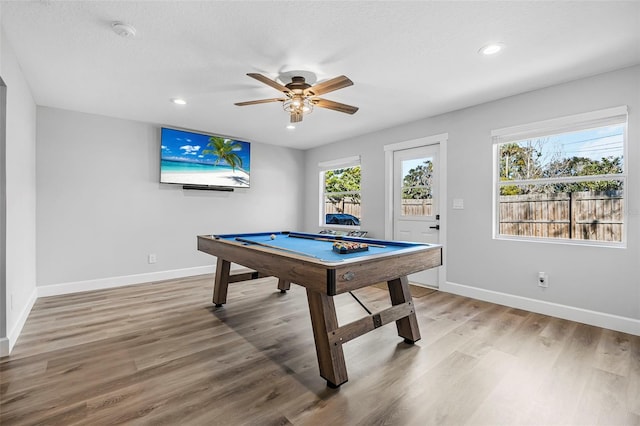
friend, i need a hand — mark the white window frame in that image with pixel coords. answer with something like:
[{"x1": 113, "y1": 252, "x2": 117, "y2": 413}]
[
  {"x1": 492, "y1": 106, "x2": 628, "y2": 247},
  {"x1": 319, "y1": 155, "x2": 362, "y2": 230}
]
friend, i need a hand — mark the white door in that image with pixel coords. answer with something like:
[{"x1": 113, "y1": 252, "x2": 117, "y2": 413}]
[{"x1": 393, "y1": 144, "x2": 440, "y2": 287}]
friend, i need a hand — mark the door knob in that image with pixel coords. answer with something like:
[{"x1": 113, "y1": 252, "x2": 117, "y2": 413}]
[{"x1": 429, "y1": 225, "x2": 440, "y2": 230}]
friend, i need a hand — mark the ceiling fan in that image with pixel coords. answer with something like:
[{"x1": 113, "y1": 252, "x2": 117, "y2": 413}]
[{"x1": 235, "y1": 73, "x2": 359, "y2": 123}]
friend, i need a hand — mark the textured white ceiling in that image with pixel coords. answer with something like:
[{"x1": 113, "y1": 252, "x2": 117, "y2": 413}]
[{"x1": 1, "y1": 1, "x2": 639, "y2": 149}]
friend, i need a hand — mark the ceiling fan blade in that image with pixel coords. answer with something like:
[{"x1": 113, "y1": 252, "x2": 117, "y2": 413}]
[
  {"x1": 305, "y1": 75, "x2": 353, "y2": 96},
  {"x1": 234, "y1": 98, "x2": 286, "y2": 106},
  {"x1": 312, "y1": 98, "x2": 359, "y2": 114},
  {"x1": 246, "y1": 73, "x2": 290, "y2": 93}
]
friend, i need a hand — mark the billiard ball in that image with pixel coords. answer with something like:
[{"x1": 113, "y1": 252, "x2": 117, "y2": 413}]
[{"x1": 270, "y1": 234, "x2": 276, "y2": 240}]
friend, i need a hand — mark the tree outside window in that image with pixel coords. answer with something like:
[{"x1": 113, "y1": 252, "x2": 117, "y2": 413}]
[
  {"x1": 401, "y1": 159, "x2": 433, "y2": 216},
  {"x1": 322, "y1": 165, "x2": 361, "y2": 227}
]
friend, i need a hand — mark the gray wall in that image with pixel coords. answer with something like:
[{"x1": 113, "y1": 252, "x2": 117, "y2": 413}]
[
  {"x1": 1, "y1": 25, "x2": 37, "y2": 352},
  {"x1": 304, "y1": 65, "x2": 640, "y2": 323},
  {"x1": 0, "y1": 73, "x2": 5, "y2": 346},
  {"x1": 36, "y1": 107, "x2": 305, "y2": 287}
]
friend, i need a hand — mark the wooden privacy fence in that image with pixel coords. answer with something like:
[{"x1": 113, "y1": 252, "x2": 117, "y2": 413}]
[
  {"x1": 400, "y1": 199, "x2": 433, "y2": 216},
  {"x1": 328, "y1": 192, "x2": 623, "y2": 241},
  {"x1": 325, "y1": 199, "x2": 434, "y2": 219},
  {"x1": 499, "y1": 191, "x2": 623, "y2": 242},
  {"x1": 325, "y1": 201, "x2": 361, "y2": 217}
]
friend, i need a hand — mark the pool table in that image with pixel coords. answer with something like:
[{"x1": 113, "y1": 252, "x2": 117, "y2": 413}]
[{"x1": 197, "y1": 231, "x2": 442, "y2": 387}]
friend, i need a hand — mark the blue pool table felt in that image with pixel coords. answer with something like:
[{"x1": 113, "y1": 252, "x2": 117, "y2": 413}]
[{"x1": 214, "y1": 231, "x2": 423, "y2": 262}]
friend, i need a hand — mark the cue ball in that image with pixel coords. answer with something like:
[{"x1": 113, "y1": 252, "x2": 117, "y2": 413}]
[{"x1": 270, "y1": 234, "x2": 276, "y2": 240}]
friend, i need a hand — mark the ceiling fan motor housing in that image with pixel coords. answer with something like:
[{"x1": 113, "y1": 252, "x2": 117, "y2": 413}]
[{"x1": 286, "y1": 76, "x2": 312, "y2": 93}]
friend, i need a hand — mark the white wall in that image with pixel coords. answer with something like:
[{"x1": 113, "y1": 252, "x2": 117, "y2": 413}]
[
  {"x1": 36, "y1": 107, "x2": 305, "y2": 290},
  {"x1": 304, "y1": 66, "x2": 640, "y2": 334},
  {"x1": 0, "y1": 25, "x2": 38, "y2": 355}
]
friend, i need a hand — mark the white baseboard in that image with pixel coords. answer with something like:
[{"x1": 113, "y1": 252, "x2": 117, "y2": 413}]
[
  {"x1": 441, "y1": 281, "x2": 640, "y2": 336},
  {"x1": 6, "y1": 287, "x2": 38, "y2": 354},
  {"x1": 37, "y1": 265, "x2": 215, "y2": 298}
]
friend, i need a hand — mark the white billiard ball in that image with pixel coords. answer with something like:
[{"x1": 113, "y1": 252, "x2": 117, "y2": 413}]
[{"x1": 270, "y1": 234, "x2": 276, "y2": 240}]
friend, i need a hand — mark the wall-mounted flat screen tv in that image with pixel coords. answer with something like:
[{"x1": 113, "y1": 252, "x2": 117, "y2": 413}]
[{"x1": 160, "y1": 127, "x2": 251, "y2": 189}]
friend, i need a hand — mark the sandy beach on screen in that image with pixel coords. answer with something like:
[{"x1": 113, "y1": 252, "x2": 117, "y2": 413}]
[{"x1": 162, "y1": 170, "x2": 250, "y2": 187}]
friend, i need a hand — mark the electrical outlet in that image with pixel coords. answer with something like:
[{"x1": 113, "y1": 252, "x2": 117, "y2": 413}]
[
  {"x1": 538, "y1": 272, "x2": 548, "y2": 288},
  {"x1": 148, "y1": 253, "x2": 157, "y2": 264}
]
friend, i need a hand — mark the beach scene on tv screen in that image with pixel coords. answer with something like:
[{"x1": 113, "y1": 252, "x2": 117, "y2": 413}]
[{"x1": 161, "y1": 128, "x2": 251, "y2": 188}]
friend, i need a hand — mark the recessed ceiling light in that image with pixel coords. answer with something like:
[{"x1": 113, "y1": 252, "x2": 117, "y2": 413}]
[
  {"x1": 286, "y1": 124, "x2": 296, "y2": 130},
  {"x1": 111, "y1": 21, "x2": 137, "y2": 38},
  {"x1": 171, "y1": 98, "x2": 187, "y2": 105},
  {"x1": 479, "y1": 43, "x2": 504, "y2": 56}
]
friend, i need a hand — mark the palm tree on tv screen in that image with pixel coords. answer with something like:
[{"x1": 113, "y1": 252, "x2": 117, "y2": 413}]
[{"x1": 202, "y1": 136, "x2": 243, "y2": 171}]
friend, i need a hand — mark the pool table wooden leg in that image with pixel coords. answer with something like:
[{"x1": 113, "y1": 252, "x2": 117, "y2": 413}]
[
  {"x1": 387, "y1": 276, "x2": 421, "y2": 343},
  {"x1": 306, "y1": 289, "x2": 348, "y2": 387},
  {"x1": 213, "y1": 258, "x2": 231, "y2": 306},
  {"x1": 277, "y1": 279, "x2": 291, "y2": 293}
]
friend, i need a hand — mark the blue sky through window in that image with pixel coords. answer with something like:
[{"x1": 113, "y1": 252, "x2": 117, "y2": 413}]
[
  {"x1": 402, "y1": 157, "x2": 433, "y2": 179},
  {"x1": 519, "y1": 124, "x2": 624, "y2": 167}
]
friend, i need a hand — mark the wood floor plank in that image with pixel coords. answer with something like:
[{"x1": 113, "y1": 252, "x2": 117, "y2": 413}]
[
  {"x1": 593, "y1": 329, "x2": 633, "y2": 376},
  {"x1": 1, "y1": 274, "x2": 639, "y2": 425},
  {"x1": 523, "y1": 323, "x2": 604, "y2": 425},
  {"x1": 573, "y1": 367, "x2": 638, "y2": 426}
]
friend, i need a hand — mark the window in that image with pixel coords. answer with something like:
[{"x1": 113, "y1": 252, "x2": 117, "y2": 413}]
[
  {"x1": 399, "y1": 153, "x2": 436, "y2": 219},
  {"x1": 319, "y1": 156, "x2": 361, "y2": 228},
  {"x1": 493, "y1": 106, "x2": 627, "y2": 245}
]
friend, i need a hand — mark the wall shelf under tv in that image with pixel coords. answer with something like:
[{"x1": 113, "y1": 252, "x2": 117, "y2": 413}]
[{"x1": 182, "y1": 185, "x2": 234, "y2": 192}]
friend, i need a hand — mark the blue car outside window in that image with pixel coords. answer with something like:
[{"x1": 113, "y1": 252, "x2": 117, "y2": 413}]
[{"x1": 325, "y1": 214, "x2": 360, "y2": 226}]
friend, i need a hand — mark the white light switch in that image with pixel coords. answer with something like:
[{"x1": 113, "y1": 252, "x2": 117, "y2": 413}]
[{"x1": 452, "y1": 198, "x2": 464, "y2": 209}]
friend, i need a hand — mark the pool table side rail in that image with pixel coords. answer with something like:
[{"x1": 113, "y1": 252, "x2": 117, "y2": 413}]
[
  {"x1": 331, "y1": 247, "x2": 442, "y2": 294},
  {"x1": 198, "y1": 235, "x2": 330, "y2": 293}
]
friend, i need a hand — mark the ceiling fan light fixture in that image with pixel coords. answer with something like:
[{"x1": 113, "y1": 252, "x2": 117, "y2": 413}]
[
  {"x1": 283, "y1": 97, "x2": 313, "y2": 116},
  {"x1": 290, "y1": 110, "x2": 304, "y2": 123}
]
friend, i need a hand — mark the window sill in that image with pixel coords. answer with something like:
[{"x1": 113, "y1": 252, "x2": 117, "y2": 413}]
[{"x1": 494, "y1": 234, "x2": 626, "y2": 249}]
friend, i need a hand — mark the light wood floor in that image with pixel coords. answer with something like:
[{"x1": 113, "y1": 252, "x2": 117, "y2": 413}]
[{"x1": 1, "y1": 275, "x2": 639, "y2": 425}]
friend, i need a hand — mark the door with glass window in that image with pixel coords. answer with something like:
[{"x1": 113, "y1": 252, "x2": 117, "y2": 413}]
[{"x1": 393, "y1": 145, "x2": 440, "y2": 287}]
